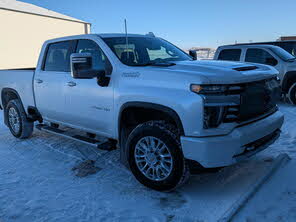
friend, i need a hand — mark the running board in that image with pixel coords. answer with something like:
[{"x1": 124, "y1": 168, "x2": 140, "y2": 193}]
[{"x1": 36, "y1": 124, "x2": 117, "y2": 151}]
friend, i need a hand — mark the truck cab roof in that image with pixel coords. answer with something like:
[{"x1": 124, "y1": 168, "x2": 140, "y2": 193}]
[
  {"x1": 218, "y1": 44, "x2": 283, "y2": 50},
  {"x1": 45, "y1": 33, "x2": 156, "y2": 44}
]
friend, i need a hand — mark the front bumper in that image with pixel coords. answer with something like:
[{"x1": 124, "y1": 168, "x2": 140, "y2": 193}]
[{"x1": 180, "y1": 111, "x2": 284, "y2": 168}]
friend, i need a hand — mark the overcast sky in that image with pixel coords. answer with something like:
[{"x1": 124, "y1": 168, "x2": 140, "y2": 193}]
[{"x1": 21, "y1": 0, "x2": 296, "y2": 49}]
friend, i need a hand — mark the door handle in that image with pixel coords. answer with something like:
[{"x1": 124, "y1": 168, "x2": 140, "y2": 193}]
[
  {"x1": 67, "y1": 81, "x2": 76, "y2": 87},
  {"x1": 35, "y1": 79, "x2": 43, "y2": 84}
]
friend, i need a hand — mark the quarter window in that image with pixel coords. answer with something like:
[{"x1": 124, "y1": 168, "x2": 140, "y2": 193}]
[
  {"x1": 245, "y1": 48, "x2": 278, "y2": 66},
  {"x1": 44, "y1": 41, "x2": 72, "y2": 72},
  {"x1": 217, "y1": 49, "x2": 241, "y2": 61}
]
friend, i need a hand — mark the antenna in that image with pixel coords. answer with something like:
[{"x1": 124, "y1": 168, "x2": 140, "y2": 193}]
[{"x1": 124, "y1": 19, "x2": 129, "y2": 59}]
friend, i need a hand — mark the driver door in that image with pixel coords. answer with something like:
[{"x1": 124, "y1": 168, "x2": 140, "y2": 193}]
[{"x1": 62, "y1": 39, "x2": 114, "y2": 137}]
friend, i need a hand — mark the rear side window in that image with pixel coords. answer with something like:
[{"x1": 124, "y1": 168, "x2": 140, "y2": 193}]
[
  {"x1": 44, "y1": 41, "x2": 72, "y2": 72},
  {"x1": 217, "y1": 49, "x2": 241, "y2": 61},
  {"x1": 245, "y1": 48, "x2": 278, "y2": 66}
]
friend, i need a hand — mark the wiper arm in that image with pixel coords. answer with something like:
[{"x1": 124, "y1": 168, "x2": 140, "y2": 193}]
[{"x1": 287, "y1": 58, "x2": 296, "y2": 62}]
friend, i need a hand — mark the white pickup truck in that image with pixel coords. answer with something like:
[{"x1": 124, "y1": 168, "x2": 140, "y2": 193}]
[
  {"x1": 0, "y1": 34, "x2": 284, "y2": 191},
  {"x1": 214, "y1": 44, "x2": 296, "y2": 104}
]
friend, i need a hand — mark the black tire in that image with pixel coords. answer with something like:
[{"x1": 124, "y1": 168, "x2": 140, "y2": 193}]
[
  {"x1": 126, "y1": 121, "x2": 189, "y2": 191},
  {"x1": 5, "y1": 99, "x2": 33, "y2": 139},
  {"x1": 288, "y1": 82, "x2": 296, "y2": 105}
]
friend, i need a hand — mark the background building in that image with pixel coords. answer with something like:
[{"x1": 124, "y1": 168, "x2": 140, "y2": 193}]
[
  {"x1": 0, "y1": 0, "x2": 91, "y2": 69},
  {"x1": 278, "y1": 36, "x2": 296, "y2": 41}
]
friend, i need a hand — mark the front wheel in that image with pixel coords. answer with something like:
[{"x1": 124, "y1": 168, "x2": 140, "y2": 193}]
[
  {"x1": 288, "y1": 82, "x2": 296, "y2": 105},
  {"x1": 6, "y1": 99, "x2": 34, "y2": 139},
  {"x1": 126, "y1": 121, "x2": 189, "y2": 191}
]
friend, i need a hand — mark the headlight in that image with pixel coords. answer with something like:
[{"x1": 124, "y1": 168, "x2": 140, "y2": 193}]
[{"x1": 191, "y1": 84, "x2": 227, "y2": 94}]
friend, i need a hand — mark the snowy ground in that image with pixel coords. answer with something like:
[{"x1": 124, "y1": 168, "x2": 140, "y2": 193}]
[
  {"x1": 232, "y1": 103, "x2": 296, "y2": 222},
  {"x1": 0, "y1": 104, "x2": 295, "y2": 222}
]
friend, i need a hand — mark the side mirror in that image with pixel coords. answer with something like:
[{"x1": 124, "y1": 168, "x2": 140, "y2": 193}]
[
  {"x1": 71, "y1": 53, "x2": 103, "y2": 79},
  {"x1": 265, "y1": 57, "x2": 278, "y2": 66},
  {"x1": 189, "y1": 50, "x2": 197, "y2": 60}
]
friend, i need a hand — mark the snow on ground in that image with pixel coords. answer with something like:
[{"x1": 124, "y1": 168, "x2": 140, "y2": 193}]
[
  {"x1": 233, "y1": 159, "x2": 296, "y2": 222},
  {"x1": 232, "y1": 103, "x2": 296, "y2": 222},
  {"x1": 258, "y1": 103, "x2": 296, "y2": 159},
  {"x1": 0, "y1": 104, "x2": 295, "y2": 222}
]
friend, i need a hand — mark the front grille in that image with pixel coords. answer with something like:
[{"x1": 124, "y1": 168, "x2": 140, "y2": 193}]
[{"x1": 223, "y1": 78, "x2": 279, "y2": 123}]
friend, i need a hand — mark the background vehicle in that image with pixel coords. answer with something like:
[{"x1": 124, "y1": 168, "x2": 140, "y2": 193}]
[
  {"x1": 233, "y1": 40, "x2": 296, "y2": 56},
  {"x1": 214, "y1": 44, "x2": 296, "y2": 104},
  {"x1": 0, "y1": 34, "x2": 284, "y2": 191}
]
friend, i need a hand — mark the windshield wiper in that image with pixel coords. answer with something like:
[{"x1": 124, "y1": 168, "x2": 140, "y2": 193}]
[
  {"x1": 286, "y1": 57, "x2": 296, "y2": 62},
  {"x1": 132, "y1": 62, "x2": 176, "y2": 67}
]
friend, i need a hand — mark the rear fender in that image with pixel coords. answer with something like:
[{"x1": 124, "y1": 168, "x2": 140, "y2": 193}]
[{"x1": 1, "y1": 88, "x2": 26, "y2": 125}]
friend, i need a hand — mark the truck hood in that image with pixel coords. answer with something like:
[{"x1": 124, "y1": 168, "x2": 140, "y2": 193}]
[{"x1": 163, "y1": 60, "x2": 278, "y2": 84}]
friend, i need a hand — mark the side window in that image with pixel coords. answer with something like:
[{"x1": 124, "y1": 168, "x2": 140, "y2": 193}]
[
  {"x1": 217, "y1": 49, "x2": 241, "y2": 61},
  {"x1": 245, "y1": 48, "x2": 278, "y2": 66},
  {"x1": 76, "y1": 39, "x2": 109, "y2": 70},
  {"x1": 44, "y1": 41, "x2": 72, "y2": 72}
]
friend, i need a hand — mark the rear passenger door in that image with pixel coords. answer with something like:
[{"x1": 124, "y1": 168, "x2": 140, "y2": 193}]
[
  {"x1": 217, "y1": 49, "x2": 242, "y2": 61},
  {"x1": 34, "y1": 40, "x2": 75, "y2": 123}
]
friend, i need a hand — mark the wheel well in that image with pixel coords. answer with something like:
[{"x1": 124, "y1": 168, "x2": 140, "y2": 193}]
[
  {"x1": 119, "y1": 104, "x2": 184, "y2": 141},
  {"x1": 1, "y1": 89, "x2": 23, "y2": 125},
  {"x1": 1, "y1": 89, "x2": 20, "y2": 109},
  {"x1": 282, "y1": 72, "x2": 296, "y2": 93}
]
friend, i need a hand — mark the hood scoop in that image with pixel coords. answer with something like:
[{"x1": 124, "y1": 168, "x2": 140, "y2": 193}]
[{"x1": 233, "y1": 66, "x2": 258, "y2": 72}]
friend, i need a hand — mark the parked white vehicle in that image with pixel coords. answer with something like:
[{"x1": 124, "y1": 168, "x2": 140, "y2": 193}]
[
  {"x1": 0, "y1": 34, "x2": 284, "y2": 191},
  {"x1": 214, "y1": 44, "x2": 296, "y2": 104}
]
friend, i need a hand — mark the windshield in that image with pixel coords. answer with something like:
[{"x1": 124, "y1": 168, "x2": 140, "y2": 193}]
[
  {"x1": 269, "y1": 46, "x2": 296, "y2": 61},
  {"x1": 273, "y1": 42, "x2": 296, "y2": 56},
  {"x1": 102, "y1": 37, "x2": 192, "y2": 66}
]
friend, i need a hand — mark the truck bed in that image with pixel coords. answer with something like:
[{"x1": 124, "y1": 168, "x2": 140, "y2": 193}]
[
  {"x1": 0, "y1": 69, "x2": 36, "y2": 110},
  {"x1": 0, "y1": 68, "x2": 36, "y2": 71}
]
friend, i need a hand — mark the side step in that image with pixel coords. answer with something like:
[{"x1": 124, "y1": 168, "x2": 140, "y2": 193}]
[{"x1": 36, "y1": 124, "x2": 117, "y2": 151}]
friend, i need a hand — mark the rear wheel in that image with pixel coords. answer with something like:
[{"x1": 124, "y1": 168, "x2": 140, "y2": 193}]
[
  {"x1": 6, "y1": 99, "x2": 33, "y2": 139},
  {"x1": 126, "y1": 121, "x2": 189, "y2": 191},
  {"x1": 288, "y1": 82, "x2": 296, "y2": 105}
]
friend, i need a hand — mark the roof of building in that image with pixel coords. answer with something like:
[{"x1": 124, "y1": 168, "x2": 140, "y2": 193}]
[{"x1": 0, "y1": 0, "x2": 89, "y2": 24}]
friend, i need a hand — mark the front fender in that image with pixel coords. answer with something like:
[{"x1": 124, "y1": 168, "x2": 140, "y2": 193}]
[
  {"x1": 116, "y1": 87, "x2": 204, "y2": 138},
  {"x1": 282, "y1": 71, "x2": 296, "y2": 92}
]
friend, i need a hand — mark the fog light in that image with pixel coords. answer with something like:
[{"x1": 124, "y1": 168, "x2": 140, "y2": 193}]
[{"x1": 204, "y1": 106, "x2": 226, "y2": 128}]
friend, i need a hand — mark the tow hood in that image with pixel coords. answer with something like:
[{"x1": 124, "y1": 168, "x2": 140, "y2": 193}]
[{"x1": 164, "y1": 60, "x2": 278, "y2": 84}]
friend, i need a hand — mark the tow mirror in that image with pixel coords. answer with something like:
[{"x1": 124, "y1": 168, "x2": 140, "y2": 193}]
[
  {"x1": 70, "y1": 53, "x2": 110, "y2": 87},
  {"x1": 70, "y1": 53, "x2": 103, "y2": 79},
  {"x1": 189, "y1": 50, "x2": 197, "y2": 60},
  {"x1": 265, "y1": 57, "x2": 278, "y2": 66}
]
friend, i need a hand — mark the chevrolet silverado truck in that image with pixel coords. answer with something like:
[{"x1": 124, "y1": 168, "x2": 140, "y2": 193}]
[
  {"x1": 0, "y1": 34, "x2": 284, "y2": 191},
  {"x1": 214, "y1": 44, "x2": 296, "y2": 104}
]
